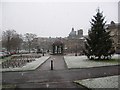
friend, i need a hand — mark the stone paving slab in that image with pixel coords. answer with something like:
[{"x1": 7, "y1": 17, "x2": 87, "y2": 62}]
[
  {"x1": 1, "y1": 56, "x2": 50, "y2": 72},
  {"x1": 16, "y1": 81, "x2": 81, "y2": 88},
  {"x1": 74, "y1": 75, "x2": 119, "y2": 89}
]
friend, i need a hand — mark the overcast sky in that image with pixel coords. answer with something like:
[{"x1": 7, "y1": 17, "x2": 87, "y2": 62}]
[{"x1": 1, "y1": 0, "x2": 119, "y2": 38}]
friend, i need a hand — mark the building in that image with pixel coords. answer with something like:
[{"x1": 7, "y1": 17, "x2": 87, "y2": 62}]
[
  {"x1": 68, "y1": 27, "x2": 76, "y2": 39},
  {"x1": 33, "y1": 28, "x2": 85, "y2": 54},
  {"x1": 52, "y1": 39, "x2": 64, "y2": 55},
  {"x1": 63, "y1": 38, "x2": 85, "y2": 54},
  {"x1": 68, "y1": 27, "x2": 83, "y2": 39},
  {"x1": 106, "y1": 21, "x2": 120, "y2": 53},
  {"x1": 64, "y1": 27, "x2": 85, "y2": 54}
]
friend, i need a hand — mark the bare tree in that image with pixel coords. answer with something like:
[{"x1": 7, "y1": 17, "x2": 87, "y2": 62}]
[
  {"x1": 10, "y1": 34, "x2": 23, "y2": 53},
  {"x1": 24, "y1": 33, "x2": 37, "y2": 53},
  {"x1": 2, "y1": 30, "x2": 23, "y2": 52},
  {"x1": 2, "y1": 30, "x2": 16, "y2": 52}
]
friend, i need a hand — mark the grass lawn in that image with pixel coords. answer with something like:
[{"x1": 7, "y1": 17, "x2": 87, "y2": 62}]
[
  {"x1": 1, "y1": 84, "x2": 16, "y2": 90},
  {"x1": 74, "y1": 75, "x2": 119, "y2": 89},
  {"x1": 64, "y1": 54, "x2": 120, "y2": 69},
  {"x1": 1, "y1": 56, "x2": 50, "y2": 72},
  {"x1": 0, "y1": 56, "x2": 12, "y2": 64}
]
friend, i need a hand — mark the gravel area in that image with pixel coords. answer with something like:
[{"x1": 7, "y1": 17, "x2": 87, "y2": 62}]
[
  {"x1": 74, "y1": 75, "x2": 119, "y2": 88},
  {"x1": 1, "y1": 56, "x2": 50, "y2": 72},
  {"x1": 64, "y1": 54, "x2": 119, "y2": 69}
]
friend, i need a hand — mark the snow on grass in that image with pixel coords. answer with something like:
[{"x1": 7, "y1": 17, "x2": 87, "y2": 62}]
[
  {"x1": 1, "y1": 56, "x2": 50, "y2": 72},
  {"x1": 0, "y1": 56, "x2": 12, "y2": 64},
  {"x1": 74, "y1": 75, "x2": 119, "y2": 88},
  {"x1": 64, "y1": 54, "x2": 120, "y2": 69},
  {"x1": 112, "y1": 54, "x2": 119, "y2": 59},
  {"x1": 1, "y1": 84, "x2": 16, "y2": 89}
]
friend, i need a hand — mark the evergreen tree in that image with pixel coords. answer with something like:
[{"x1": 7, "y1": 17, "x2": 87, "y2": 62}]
[{"x1": 84, "y1": 9, "x2": 113, "y2": 60}]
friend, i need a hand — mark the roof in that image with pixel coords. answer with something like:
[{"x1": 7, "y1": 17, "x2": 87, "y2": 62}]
[{"x1": 53, "y1": 40, "x2": 63, "y2": 45}]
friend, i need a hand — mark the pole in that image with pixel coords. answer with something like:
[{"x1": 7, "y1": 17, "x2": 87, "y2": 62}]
[{"x1": 51, "y1": 60, "x2": 53, "y2": 70}]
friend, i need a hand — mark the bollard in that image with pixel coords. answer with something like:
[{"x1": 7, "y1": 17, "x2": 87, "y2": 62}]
[
  {"x1": 42, "y1": 53, "x2": 44, "y2": 56},
  {"x1": 51, "y1": 60, "x2": 53, "y2": 70}
]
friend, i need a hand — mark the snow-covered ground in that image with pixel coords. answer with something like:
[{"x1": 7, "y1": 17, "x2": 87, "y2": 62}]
[
  {"x1": 1, "y1": 56, "x2": 50, "y2": 72},
  {"x1": 74, "y1": 75, "x2": 119, "y2": 88},
  {"x1": 64, "y1": 54, "x2": 119, "y2": 69},
  {"x1": 112, "y1": 54, "x2": 119, "y2": 59}
]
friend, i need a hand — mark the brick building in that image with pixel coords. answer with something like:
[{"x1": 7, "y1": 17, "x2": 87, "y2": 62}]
[{"x1": 106, "y1": 21, "x2": 120, "y2": 53}]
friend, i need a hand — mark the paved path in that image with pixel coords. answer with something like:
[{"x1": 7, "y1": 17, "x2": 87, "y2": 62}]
[
  {"x1": 2, "y1": 55, "x2": 120, "y2": 89},
  {"x1": 37, "y1": 55, "x2": 67, "y2": 71}
]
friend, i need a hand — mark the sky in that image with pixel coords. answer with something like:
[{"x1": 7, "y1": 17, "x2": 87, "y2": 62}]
[{"x1": 1, "y1": 0, "x2": 119, "y2": 38}]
